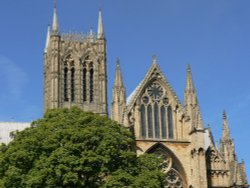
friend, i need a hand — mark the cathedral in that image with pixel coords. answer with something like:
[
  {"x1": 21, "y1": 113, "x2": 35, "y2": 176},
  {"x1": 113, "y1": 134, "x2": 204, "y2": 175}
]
[{"x1": 1, "y1": 2, "x2": 248, "y2": 188}]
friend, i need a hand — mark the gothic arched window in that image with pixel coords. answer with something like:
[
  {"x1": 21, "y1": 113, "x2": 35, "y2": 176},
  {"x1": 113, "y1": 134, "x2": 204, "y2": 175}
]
[
  {"x1": 71, "y1": 67, "x2": 75, "y2": 102},
  {"x1": 83, "y1": 62, "x2": 87, "y2": 102},
  {"x1": 140, "y1": 104, "x2": 146, "y2": 138},
  {"x1": 168, "y1": 106, "x2": 174, "y2": 139},
  {"x1": 64, "y1": 67, "x2": 68, "y2": 102},
  {"x1": 89, "y1": 64, "x2": 94, "y2": 102},
  {"x1": 147, "y1": 105, "x2": 153, "y2": 138},
  {"x1": 139, "y1": 81, "x2": 175, "y2": 140},
  {"x1": 161, "y1": 106, "x2": 167, "y2": 139}
]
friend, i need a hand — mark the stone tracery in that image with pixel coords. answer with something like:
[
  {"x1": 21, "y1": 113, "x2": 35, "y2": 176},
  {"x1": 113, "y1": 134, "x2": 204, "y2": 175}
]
[{"x1": 140, "y1": 81, "x2": 174, "y2": 139}]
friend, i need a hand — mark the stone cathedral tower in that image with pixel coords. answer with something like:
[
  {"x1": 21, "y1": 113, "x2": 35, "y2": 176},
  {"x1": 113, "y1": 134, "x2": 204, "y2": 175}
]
[{"x1": 44, "y1": 4, "x2": 107, "y2": 115}]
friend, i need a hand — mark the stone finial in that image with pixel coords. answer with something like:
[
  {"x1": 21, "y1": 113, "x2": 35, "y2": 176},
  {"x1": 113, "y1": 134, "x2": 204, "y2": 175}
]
[
  {"x1": 52, "y1": 0, "x2": 59, "y2": 33},
  {"x1": 97, "y1": 9, "x2": 104, "y2": 39}
]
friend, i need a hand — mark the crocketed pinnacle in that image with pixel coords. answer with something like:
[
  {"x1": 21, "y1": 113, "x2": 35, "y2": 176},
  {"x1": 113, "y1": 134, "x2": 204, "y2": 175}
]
[
  {"x1": 184, "y1": 64, "x2": 203, "y2": 130},
  {"x1": 114, "y1": 58, "x2": 124, "y2": 88},
  {"x1": 222, "y1": 110, "x2": 231, "y2": 140},
  {"x1": 185, "y1": 64, "x2": 196, "y2": 93}
]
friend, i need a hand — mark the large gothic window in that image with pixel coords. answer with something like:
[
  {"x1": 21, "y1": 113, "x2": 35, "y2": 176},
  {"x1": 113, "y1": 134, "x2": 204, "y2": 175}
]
[{"x1": 139, "y1": 81, "x2": 174, "y2": 139}]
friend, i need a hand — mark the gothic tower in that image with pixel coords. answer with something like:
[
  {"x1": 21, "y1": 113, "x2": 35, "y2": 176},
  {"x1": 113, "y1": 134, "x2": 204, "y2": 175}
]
[{"x1": 44, "y1": 3, "x2": 107, "y2": 115}]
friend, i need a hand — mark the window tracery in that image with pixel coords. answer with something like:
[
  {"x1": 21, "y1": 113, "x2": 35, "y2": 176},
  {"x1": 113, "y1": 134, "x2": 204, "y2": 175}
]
[{"x1": 140, "y1": 81, "x2": 174, "y2": 139}]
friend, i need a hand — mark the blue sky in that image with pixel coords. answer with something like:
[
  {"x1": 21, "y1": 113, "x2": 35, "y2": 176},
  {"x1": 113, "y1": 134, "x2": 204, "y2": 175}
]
[{"x1": 0, "y1": 0, "x2": 249, "y2": 180}]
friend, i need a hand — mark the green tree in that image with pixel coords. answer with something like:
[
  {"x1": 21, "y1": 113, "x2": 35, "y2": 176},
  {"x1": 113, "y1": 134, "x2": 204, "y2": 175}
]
[{"x1": 0, "y1": 107, "x2": 165, "y2": 188}]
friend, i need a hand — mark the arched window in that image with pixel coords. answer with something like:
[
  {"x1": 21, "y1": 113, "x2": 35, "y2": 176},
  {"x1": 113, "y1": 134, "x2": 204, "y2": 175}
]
[
  {"x1": 161, "y1": 106, "x2": 167, "y2": 139},
  {"x1": 139, "y1": 81, "x2": 175, "y2": 140},
  {"x1": 64, "y1": 67, "x2": 68, "y2": 102},
  {"x1": 71, "y1": 67, "x2": 75, "y2": 101},
  {"x1": 147, "y1": 105, "x2": 153, "y2": 138},
  {"x1": 83, "y1": 63, "x2": 87, "y2": 102},
  {"x1": 140, "y1": 104, "x2": 146, "y2": 138},
  {"x1": 147, "y1": 144, "x2": 185, "y2": 188},
  {"x1": 154, "y1": 103, "x2": 160, "y2": 138},
  {"x1": 89, "y1": 66, "x2": 94, "y2": 102},
  {"x1": 168, "y1": 106, "x2": 173, "y2": 139}
]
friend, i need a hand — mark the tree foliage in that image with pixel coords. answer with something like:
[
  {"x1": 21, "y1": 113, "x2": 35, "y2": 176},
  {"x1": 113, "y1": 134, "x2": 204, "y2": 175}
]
[{"x1": 0, "y1": 107, "x2": 165, "y2": 187}]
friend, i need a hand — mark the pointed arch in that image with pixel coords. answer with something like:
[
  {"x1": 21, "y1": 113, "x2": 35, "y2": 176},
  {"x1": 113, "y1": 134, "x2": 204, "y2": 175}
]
[{"x1": 146, "y1": 143, "x2": 187, "y2": 188}]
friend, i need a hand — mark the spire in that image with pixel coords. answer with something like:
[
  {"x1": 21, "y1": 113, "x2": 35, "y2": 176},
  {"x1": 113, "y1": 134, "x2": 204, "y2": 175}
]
[
  {"x1": 111, "y1": 59, "x2": 126, "y2": 123},
  {"x1": 222, "y1": 110, "x2": 231, "y2": 140},
  {"x1": 52, "y1": 0, "x2": 59, "y2": 33},
  {"x1": 185, "y1": 64, "x2": 198, "y2": 107},
  {"x1": 97, "y1": 9, "x2": 104, "y2": 39},
  {"x1": 185, "y1": 64, "x2": 196, "y2": 93},
  {"x1": 44, "y1": 25, "x2": 51, "y2": 53},
  {"x1": 114, "y1": 58, "x2": 124, "y2": 88}
]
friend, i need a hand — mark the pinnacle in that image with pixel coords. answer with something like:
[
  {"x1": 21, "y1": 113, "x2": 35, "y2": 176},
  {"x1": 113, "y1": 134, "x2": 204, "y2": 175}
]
[
  {"x1": 114, "y1": 58, "x2": 124, "y2": 88},
  {"x1": 52, "y1": 0, "x2": 59, "y2": 33},
  {"x1": 97, "y1": 9, "x2": 104, "y2": 39}
]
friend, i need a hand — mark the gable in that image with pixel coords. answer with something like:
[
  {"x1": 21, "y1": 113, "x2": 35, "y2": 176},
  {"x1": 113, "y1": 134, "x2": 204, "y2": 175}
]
[{"x1": 126, "y1": 62, "x2": 183, "y2": 113}]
